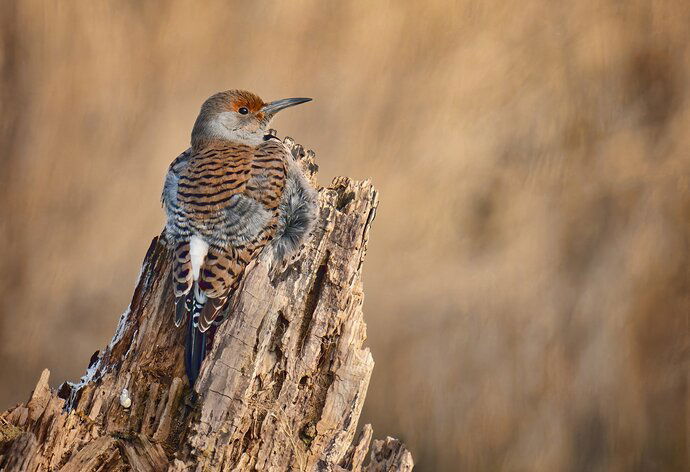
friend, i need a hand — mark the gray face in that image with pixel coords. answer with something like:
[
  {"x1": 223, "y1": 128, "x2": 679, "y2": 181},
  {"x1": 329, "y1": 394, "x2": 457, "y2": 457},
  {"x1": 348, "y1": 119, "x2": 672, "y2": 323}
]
[{"x1": 204, "y1": 110, "x2": 268, "y2": 146}]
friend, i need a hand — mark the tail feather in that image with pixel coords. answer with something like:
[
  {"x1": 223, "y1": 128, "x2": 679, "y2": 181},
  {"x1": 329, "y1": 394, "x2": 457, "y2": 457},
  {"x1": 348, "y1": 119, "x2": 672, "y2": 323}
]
[
  {"x1": 174, "y1": 291, "x2": 193, "y2": 328},
  {"x1": 198, "y1": 297, "x2": 226, "y2": 332},
  {"x1": 185, "y1": 316, "x2": 206, "y2": 387},
  {"x1": 184, "y1": 284, "x2": 208, "y2": 386}
]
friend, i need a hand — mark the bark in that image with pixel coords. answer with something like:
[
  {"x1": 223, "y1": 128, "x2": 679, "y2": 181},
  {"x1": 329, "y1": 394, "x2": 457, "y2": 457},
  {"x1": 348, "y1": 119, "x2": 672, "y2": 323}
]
[{"x1": 0, "y1": 138, "x2": 413, "y2": 471}]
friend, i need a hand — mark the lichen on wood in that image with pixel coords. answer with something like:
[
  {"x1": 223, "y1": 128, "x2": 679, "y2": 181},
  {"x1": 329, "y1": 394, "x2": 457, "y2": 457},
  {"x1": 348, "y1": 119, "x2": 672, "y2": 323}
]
[{"x1": 0, "y1": 138, "x2": 413, "y2": 471}]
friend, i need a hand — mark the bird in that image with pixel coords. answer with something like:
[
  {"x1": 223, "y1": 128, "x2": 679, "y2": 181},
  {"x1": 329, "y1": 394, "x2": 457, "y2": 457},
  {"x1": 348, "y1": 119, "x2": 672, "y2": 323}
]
[{"x1": 161, "y1": 90, "x2": 317, "y2": 386}]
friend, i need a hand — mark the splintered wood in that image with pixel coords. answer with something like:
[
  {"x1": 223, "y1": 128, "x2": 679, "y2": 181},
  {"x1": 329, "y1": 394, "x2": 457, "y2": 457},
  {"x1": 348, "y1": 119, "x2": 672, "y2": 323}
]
[{"x1": 0, "y1": 139, "x2": 413, "y2": 471}]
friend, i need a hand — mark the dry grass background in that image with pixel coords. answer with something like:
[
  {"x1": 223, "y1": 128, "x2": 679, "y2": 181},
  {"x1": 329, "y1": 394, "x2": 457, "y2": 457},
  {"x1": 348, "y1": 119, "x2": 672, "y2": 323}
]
[{"x1": 1, "y1": 1, "x2": 689, "y2": 470}]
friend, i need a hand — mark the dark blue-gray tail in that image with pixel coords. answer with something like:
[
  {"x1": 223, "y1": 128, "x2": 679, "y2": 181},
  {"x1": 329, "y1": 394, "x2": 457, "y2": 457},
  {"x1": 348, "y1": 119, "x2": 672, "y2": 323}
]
[{"x1": 178, "y1": 289, "x2": 207, "y2": 386}]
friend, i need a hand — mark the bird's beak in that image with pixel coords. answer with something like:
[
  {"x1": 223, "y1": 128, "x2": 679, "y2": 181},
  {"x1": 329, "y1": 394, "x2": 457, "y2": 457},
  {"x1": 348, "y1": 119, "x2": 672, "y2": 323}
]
[{"x1": 261, "y1": 97, "x2": 312, "y2": 115}]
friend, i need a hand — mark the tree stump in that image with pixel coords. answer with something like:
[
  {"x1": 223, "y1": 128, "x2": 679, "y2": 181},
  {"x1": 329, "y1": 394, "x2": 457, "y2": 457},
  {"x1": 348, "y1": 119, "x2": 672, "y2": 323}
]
[{"x1": 0, "y1": 138, "x2": 413, "y2": 471}]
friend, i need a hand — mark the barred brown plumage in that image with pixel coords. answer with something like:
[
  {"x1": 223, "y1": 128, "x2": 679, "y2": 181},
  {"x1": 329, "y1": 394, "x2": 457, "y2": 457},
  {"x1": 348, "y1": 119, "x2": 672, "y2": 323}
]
[{"x1": 161, "y1": 90, "x2": 316, "y2": 386}]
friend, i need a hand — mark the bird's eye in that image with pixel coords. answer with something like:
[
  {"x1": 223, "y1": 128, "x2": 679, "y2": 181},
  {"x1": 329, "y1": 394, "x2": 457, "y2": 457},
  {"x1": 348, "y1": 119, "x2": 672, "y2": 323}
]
[{"x1": 238, "y1": 107, "x2": 249, "y2": 115}]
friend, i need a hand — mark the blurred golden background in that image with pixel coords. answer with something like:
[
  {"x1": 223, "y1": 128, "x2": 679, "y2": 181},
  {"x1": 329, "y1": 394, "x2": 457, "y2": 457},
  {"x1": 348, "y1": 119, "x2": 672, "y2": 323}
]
[{"x1": 1, "y1": 1, "x2": 689, "y2": 470}]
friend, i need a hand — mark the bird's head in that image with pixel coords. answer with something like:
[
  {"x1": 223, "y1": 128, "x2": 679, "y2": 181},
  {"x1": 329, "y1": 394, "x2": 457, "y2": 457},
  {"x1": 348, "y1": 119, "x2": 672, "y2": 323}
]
[{"x1": 191, "y1": 90, "x2": 311, "y2": 148}]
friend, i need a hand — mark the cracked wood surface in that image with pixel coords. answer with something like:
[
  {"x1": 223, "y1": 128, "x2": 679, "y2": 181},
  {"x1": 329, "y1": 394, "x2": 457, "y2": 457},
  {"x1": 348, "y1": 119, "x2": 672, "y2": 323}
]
[{"x1": 0, "y1": 138, "x2": 413, "y2": 471}]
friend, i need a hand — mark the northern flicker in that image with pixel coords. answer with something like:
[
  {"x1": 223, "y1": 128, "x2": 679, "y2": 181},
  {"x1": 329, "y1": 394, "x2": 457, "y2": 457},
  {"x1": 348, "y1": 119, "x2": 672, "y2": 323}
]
[{"x1": 161, "y1": 90, "x2": 317, "y2": 386}]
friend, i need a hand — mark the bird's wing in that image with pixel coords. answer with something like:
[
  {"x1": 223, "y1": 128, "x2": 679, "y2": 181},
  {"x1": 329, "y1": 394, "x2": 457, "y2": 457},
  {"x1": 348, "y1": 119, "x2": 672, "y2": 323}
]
[
  {"x1": 172, "y1": 241, "x2": 193, "y2": 327},
  {"x1": 165, "y1": 144, "x2": 250, "y2": 330},
  {"x1": 161, "y1": 149, "x2": 196, "y2": 324},
  {"x1": 195, "y1": 141, "x2": 288, "y2": 331}
]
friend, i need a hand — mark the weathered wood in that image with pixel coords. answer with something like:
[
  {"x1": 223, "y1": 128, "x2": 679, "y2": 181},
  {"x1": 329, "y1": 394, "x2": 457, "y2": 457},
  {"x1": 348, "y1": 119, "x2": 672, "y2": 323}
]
[
  {"x1": 364, "y1": 438, "x2": 414, "y2": 472},
  {"x1": 0, "y1": 138, "x2": 413, "y2": 471}
]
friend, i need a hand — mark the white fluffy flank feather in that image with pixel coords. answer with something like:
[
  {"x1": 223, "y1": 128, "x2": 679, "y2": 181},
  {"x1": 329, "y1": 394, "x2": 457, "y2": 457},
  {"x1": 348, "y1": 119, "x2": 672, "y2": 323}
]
[{"x1": 189, "y1": 235, "x2": 209, "y2": 281}]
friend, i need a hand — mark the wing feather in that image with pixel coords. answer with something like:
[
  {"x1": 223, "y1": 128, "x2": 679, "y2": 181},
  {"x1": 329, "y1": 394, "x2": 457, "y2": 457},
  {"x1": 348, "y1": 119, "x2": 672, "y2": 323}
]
[{"x1": 178, "y1": 141, "x2": 288, "y2": 331}]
